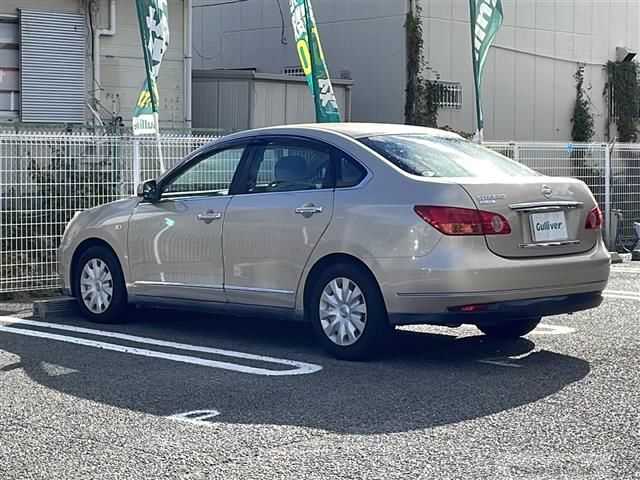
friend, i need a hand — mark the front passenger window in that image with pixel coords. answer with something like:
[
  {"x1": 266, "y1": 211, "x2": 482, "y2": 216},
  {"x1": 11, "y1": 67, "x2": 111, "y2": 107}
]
[
  {"x1": 244, "y1": 141, "x2": 332, "y2": 194},
  {"x1": 163, "y1": 147, "x2": 244, "y2": 197}
]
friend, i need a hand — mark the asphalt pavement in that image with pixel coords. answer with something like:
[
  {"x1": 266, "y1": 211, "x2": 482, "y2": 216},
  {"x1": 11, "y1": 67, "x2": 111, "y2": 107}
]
[{"x1": 0, "y1": 263, "x2": 638, "y2": 479}]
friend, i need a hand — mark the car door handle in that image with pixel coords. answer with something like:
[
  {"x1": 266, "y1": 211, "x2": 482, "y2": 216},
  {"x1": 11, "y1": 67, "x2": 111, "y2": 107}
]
[
  {"x1": 295, "y1": 204, "x2": 323, "y2": 216},
  {"x1": 197, "y1": 211, "x2": 222, "y2": 223}
]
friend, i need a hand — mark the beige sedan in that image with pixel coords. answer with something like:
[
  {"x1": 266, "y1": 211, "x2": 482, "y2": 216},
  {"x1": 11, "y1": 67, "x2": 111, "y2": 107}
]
[{"x1": 59, "y1": 124, "x2": 610, "y2": 359}]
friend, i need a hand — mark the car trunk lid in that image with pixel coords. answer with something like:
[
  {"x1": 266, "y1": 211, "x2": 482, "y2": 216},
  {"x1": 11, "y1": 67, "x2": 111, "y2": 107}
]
[{"x1": 458, "y1": 177, "x2": 599, "y2": 258}]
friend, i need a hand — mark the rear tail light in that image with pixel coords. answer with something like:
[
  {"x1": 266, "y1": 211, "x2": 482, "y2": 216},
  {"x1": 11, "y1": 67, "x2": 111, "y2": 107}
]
[
  {"x1": 585, "y1": 207, "x2": 603, "y2": 230},
  {"x1": 414, "y1": 206, "x2": 511, "y2": 236}
]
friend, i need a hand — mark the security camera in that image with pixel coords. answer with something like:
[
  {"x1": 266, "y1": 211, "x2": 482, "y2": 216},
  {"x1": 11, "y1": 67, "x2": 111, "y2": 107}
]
[{"x1": 616, "y1": 46, "x2": 637, "y2": 63}]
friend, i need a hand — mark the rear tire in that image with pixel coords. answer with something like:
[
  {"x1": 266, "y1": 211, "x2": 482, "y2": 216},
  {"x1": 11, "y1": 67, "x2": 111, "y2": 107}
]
[
  {"x1": 74, "y1": 246, "x2": 129, "y2": 324},
  {"x1": 477, "y1": 317, "x2": 541, "y2": 339},
  {"x1": 308, "y1": 263, "x2": 391, "y2": 360}
]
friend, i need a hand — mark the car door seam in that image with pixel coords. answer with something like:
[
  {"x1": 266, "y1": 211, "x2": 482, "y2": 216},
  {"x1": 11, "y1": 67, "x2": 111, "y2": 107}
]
[{"x1": 293, "y1": 190, "x2": 336, "y2": 311}]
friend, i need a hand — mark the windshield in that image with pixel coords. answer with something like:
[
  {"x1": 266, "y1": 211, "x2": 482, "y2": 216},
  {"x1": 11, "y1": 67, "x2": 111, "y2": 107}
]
[{"x1": 360, "y1": 134, "x2": 538, "y2": 178}]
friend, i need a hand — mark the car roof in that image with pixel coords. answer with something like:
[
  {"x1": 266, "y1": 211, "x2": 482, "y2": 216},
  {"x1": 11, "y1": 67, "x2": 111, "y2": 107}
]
[{"x1": 221, "y1": 123, "x2": 463, "y2": 142}]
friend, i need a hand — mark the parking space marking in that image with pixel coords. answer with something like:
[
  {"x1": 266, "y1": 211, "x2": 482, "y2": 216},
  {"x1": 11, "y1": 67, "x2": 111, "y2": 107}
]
[
  {"x1": 0, "y1": 317, "x2": 323, "y2": 376},
  {"x1": 477, "y1": 359, "x2": 522, "y2": 368},
  {"x1": 603, "y1": 290, "x2": 640, "y2": 302},
  {"x1": 611, "y1": 267, "x2": 640, "y2": 274},
  {"x1": 530, "y1": 324, "x2": 576, "y2": 335},
  {"x1": 168, "y1": 410, "x2": 221, "y2": 425}
]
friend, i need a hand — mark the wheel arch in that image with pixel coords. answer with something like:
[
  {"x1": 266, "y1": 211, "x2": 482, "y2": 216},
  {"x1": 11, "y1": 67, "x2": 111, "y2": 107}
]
[{"x1": 301, "y1": 253, "x2": 387, "y2": 320}]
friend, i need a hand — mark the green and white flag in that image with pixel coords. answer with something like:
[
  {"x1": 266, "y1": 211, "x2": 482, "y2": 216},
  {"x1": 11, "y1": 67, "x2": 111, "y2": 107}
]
[
  {"x1": 469, "y1": 0, "x2": 503, "y2": 141},
  {"x1": 289, "y1": 0, "x2": 341, "y2": 123},
  {"x1": 133, "y1": 0, "x2": 170, "y2": 135}
]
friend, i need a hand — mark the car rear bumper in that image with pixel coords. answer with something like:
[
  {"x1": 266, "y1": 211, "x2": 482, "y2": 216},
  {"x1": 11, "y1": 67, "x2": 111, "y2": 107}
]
[
  {"x1": 389, "y1": 291, "x2": 603, "y2": 326},
  {"x1": 368, "y1": 236, "x2": 610, "y2": 318}
]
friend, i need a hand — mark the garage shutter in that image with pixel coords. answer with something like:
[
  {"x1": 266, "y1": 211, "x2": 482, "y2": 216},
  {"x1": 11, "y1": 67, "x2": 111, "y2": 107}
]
[{"x1": 19, "y1": 10, "x2": 86, "y2": 123}]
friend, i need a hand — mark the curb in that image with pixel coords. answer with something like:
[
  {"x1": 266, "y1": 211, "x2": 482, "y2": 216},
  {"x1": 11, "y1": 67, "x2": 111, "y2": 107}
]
[{"x1": 33, "y1": 297, "x2": 78, "y2": 320}]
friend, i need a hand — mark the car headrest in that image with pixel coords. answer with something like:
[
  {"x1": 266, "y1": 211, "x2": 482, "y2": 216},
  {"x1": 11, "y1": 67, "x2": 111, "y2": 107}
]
[{"x1": 274, "y1": 155, "x2": 308, "y2": 182}]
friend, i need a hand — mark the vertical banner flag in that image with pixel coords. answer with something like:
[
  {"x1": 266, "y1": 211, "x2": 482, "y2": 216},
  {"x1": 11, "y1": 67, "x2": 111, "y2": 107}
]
[
  {"x1": 469, "y1": 0, "x2": 503, "y2": 141},
  {"x1": 289, "y1": 0, "x2": 341, "y2": 123},
  {"x1": 133, "y1": 0, "x2": 170, "y2": 136}
]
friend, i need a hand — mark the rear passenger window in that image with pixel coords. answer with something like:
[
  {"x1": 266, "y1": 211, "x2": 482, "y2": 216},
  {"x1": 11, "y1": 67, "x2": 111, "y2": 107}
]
[
  {"x1": 336, "y1": 155, "x2": 366, "y2": 188},
  {"x1": 243, "y1": 140, "x2": 332, "y2": 194}
]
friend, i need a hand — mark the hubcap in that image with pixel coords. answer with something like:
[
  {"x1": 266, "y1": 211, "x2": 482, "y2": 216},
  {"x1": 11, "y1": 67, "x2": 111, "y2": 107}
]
[
  {"x1": 319, "y1": 277, "x2": 367, "y2": 346},
  {"x1": 80, "y1": 258, "x2": 114, "y2": 314}
]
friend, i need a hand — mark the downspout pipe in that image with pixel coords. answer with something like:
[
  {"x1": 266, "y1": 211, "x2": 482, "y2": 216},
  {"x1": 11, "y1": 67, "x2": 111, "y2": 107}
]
[
  {"x1": 93, "y1": 0, "x2": 116, "y2": 106},
  {"x1": 184, "y1": 0, "x2": 193, "y2": 130}
]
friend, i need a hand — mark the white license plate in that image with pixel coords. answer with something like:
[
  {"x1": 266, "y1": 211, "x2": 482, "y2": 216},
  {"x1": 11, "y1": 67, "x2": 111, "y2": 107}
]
[{"x1": 529, "y1": 211, "x2": 568, "y2": 242}]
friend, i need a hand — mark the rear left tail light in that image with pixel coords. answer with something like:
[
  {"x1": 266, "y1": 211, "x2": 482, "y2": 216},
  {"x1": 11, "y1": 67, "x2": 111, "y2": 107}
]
[
  {"x1": 585, "y1": 207, "x2": 603, "y2": 230},
  {"x1": 414, "y1": 206, "x2": 511, "y2": 236}
]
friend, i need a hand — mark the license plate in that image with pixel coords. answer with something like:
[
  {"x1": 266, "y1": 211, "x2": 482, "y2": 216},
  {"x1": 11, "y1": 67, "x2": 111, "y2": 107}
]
[{"x1": 529, "y1": 211, "x2": 568, "y2": 242}]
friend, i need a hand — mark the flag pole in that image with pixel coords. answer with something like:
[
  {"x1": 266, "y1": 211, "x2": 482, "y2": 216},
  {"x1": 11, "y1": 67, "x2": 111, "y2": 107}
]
[
  {"x1": 303, "y1": 0, "x2": 321, "y2": 123},
  {"x1": 155, "y1": 113, "x2": 165, "y2": 173},
  {"x1": 469, "y1": 1, "x2": 483, "y2": 144},
  {"x1": 135, "y1": 0, "x2": 166, "y2": 173}
]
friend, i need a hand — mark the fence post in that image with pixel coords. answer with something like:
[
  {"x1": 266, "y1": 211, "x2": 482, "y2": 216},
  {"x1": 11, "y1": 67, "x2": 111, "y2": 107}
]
[
  {"x1": 604, "y1": 143, "x2": 612, "y2": 249},
  {"x1": 512, "y1": 142, "x2": 519, "y2": 163},
  {"x1": 133, "y1": 138, "x2": 141, "y2": 194}
]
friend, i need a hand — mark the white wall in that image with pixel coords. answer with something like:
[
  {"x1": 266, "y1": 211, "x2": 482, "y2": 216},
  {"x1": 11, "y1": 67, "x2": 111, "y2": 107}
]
[{"x1": 424, "y1": 0, "x2": 640, "y2": 141}]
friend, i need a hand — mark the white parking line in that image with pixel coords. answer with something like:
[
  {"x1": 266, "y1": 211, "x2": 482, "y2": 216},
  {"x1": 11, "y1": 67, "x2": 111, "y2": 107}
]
[
  {"x1": 603, "y1": 290, "x2": 640, "y2": 301},
  {"x1": 530, "y1": 324, "x2": 576, "y2": 335},
  {"x1": 168, "y1": 410, "x2": 221, "y2": 425},
  {"x1": 0, "y1": 317, "x2": 323, "y2": 376},
  {"x1": 611, "y1": 267, "x2": 640, "y2": 274},
  {"x1": 477, "y1": 359, "x2": 522, "y2": 368}
]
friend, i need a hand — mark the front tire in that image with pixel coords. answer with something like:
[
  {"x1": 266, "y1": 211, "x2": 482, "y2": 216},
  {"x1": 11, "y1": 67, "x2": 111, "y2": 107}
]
[
  {"x1": 477, "y1": 317, "x2": 541, "y2": 339},
  {"x1": 308, "y1": 263, "x2": 391, "y2": 360},
  {"x1": 74, "y1": 246, "x2": 129, "y2": 324}
]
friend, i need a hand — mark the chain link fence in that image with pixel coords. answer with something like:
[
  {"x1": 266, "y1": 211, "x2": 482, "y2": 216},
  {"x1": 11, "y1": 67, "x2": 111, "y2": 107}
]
[{"x1": 0, "y1": 134, "x2": 638, "y2": 293}]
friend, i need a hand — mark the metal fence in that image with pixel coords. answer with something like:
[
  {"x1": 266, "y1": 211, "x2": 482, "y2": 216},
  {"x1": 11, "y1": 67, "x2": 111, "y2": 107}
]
[
  {"x1": 0, "y1": 134, "x2": 639, "y2": 294},
  {"x1": 485, "y1": 142, "x2": 640, "y2": 248},
  {"x1": 0, "y1": 133, "x2": 216, "y2": 293}
]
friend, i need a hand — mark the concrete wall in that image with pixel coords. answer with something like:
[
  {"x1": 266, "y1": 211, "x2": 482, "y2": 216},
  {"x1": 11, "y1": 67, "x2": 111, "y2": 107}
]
[
  {"x1": 192, "y1": 0, "x2": 406, "y2": 124},
  {"x1": 0, "y1": 0, "x2": 186, "y2": 129},
  {"x1": 426, "y1": 0, "x2": 640, "y2": 141}
]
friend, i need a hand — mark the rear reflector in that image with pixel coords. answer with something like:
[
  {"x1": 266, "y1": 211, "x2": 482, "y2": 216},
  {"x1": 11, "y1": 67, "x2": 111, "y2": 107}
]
[
  {"x1": 414, "y1": 206, "x2": 511, "y2": 236},
  {"x1": 585, "y1": 207, "x2": 603, "y2": 230}
]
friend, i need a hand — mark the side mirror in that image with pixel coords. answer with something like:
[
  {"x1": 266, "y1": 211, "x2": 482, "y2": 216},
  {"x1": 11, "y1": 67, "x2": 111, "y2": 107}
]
[{"x1": 137, "y1": 179, "x2": 160, "y2": 202}]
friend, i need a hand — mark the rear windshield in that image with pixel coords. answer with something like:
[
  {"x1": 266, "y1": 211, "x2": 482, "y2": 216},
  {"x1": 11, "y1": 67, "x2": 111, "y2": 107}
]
[{"x1": 360, "y1": 134, "x2": 538, "y2": 178}]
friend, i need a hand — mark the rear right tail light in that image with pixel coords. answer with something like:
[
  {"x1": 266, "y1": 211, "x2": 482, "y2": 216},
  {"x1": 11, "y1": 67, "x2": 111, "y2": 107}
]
[
  {"x1": 585, "y1": 207, "x2": 603, "y2": 230},
  {"x1": 414, "y1": 206, "x2": 511, "y2": 236}
]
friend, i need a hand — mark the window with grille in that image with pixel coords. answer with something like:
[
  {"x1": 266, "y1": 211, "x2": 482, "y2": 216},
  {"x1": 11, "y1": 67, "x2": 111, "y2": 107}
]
[
  {"x1": 433, "y1": 81, "x2": 463, "y2": 110},
  {"x1": 0, "y1": 17, "x2": 19, "y2": 122},
  {"x1": 282, "y1": 66, "x2": 305, "y2": 77}
]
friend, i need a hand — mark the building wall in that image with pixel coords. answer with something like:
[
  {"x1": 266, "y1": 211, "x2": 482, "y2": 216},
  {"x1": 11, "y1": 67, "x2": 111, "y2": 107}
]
[
  {"x1": 194, "y1": 0, "x2": 640, "y2": 142},
  {"x1": 426, "y1": 0, "x2": 640, "y2": 141},
  {"x1": 192, "y1": 70, "x2": 351, "y2": 132},
  {"x1": 192, "y1": 0, "x2": 406, "y2": 124},
  {"x1": 96, "y1": 0, "x2": 186, "y2": 128},
  {"x1": 0, "y1": 0, "x2": 186, "y2": 129}
]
